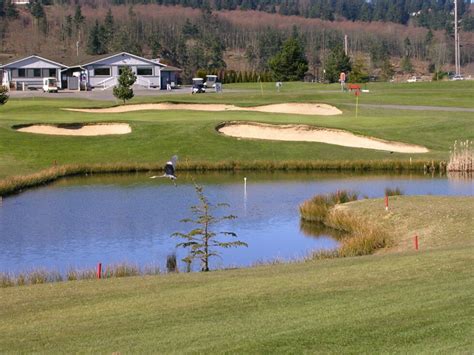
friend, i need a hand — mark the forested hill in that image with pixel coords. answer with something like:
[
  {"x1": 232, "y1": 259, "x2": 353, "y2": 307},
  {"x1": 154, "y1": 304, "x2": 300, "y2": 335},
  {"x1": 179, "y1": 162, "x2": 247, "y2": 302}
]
[
  {"x1": 4, "y1": 0, "x2": 470, "y2": 30},
  {"x1": 0, "y1": 0, "x2": 473, "y2": 82}
]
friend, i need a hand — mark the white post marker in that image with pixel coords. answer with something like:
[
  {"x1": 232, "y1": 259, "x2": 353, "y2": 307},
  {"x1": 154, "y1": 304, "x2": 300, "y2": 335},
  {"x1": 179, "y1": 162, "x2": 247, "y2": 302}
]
[{"x1": 244, "y1": 177, "x2": 247, "y2": 195}]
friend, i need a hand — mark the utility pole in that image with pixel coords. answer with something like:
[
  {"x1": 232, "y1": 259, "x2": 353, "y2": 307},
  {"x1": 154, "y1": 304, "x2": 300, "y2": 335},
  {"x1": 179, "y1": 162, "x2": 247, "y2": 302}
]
[
  {"x1": 344, "y1": 34, "x2": 348, "y2": 56},
  {"x1": 454, "y1": 0, "x2": 460, "y2": 75}
]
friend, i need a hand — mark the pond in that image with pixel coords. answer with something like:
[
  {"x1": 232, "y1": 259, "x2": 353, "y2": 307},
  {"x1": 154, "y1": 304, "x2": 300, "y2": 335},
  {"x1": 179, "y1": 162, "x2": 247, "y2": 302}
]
[{"x1": 0, "y1": 172, "x2": 472, "y2": 274}]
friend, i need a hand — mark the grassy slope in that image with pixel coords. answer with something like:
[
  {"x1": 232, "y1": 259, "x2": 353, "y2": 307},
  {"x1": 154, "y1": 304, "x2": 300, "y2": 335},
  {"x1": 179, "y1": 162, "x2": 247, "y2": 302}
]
[
  {"x1": 0, "y1": 81, "x2": 473, "y2": 179},
  {"x1": 341, "y1": 196, "x2": 474, "y2": 253},
  {"x1": 0, "y1": 196, "x2": 472, "y2": 352}
]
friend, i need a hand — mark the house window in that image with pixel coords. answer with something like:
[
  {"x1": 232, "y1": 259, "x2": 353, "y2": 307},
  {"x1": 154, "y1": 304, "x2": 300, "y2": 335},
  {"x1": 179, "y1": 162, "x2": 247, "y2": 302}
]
[
  {"x1": 94, "y1": 67, "x2": 111, "y2": 76},
  {"x1": 137, "y1": 67, "x2": 153, "y2": 76},
  {"x1": 49, "y1": 69, "x2": 57, "y2": 77},
  {"x1": 33, "y1": 69, "x2": 41, "y2": 77},
  {"x1": 18, "y1": 69, "x2": 26, "y2": 78}
]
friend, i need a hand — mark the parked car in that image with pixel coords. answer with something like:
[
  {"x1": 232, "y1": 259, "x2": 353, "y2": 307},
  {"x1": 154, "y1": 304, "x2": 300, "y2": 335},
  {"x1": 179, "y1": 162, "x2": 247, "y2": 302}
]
[
  {"x1": 407, "y1": 76, "x2": 422, "y2": 83},
  {"x1": 451, "y1": 75, "x2": 464, "y2": 81}
]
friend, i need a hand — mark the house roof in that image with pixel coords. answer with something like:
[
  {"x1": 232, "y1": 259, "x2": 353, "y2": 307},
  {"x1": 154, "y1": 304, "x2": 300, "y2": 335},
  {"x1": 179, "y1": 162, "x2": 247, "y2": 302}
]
[
  {"x1": 81, "y1": 52, "x2": 166, "y2": 68},
  {"x1": 161, "y1": 65, "x2": 183, "y2": 72},
  {"x1": 1, "y1": 55, "x2": 68, "y2": 69}
]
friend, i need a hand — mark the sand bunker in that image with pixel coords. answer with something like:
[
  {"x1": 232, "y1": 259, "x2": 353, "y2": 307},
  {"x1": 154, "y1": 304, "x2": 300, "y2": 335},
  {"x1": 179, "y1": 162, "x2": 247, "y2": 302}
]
[
  {"x1": 15, "y1": 123, "x2": 131, "y2": 136},
  {"x1": 218, "y1": 122, "x2": 429, "y2": 153},
  {"x1": 65, "y1": 103, "x2": 342, "y2": 116}
]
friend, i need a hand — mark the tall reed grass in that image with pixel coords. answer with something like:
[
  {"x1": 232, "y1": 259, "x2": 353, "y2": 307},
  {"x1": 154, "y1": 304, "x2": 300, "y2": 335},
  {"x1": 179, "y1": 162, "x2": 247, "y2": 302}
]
[
  {"x1": 299, "y1": 190, "x2": 358, "y2": 223},
  {"x1": 0, "y1": 159, "x2": 444, "y2": 197},
  {"x1": 384, "y1": 187, "x2": 404, "y2": 196},
  {"x1": 300, "y1": 191, "x2": 391, "y2": 257},
  {"x1": 0, "y1": 263, "x2": 161, "y2": 288},
  {"x1": 448, "y1": 140, "x2": 473, "y2": 172}
]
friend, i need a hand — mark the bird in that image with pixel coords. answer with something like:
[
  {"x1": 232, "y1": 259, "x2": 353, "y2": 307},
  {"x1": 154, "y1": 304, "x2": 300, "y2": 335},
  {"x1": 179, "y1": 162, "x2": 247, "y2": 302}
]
[{"x1": 150, "y1": 155, "x2": 178, "y2": 185}]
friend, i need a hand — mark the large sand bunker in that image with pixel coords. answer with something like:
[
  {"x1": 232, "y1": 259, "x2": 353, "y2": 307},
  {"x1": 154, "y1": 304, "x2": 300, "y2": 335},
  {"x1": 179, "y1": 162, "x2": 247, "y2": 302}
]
[
  {"x1": 15, "y1": 123, "x2": 131, "y2": 136},
  {"x1": 66, "y1": 103, "x2": 342, "y2": 116},
  {"x1": 217, "y1": 122, "x2": 429, "y2": 153}
]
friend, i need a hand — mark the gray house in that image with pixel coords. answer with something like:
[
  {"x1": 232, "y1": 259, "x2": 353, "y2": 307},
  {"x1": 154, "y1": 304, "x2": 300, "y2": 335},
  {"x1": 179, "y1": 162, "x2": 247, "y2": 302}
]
[
  {"x1": 1, "y1": 55, "x2": 67, "y2": 90},
  {"x1": 82, "y1": 52, "x2": 167, "y2": 90}
]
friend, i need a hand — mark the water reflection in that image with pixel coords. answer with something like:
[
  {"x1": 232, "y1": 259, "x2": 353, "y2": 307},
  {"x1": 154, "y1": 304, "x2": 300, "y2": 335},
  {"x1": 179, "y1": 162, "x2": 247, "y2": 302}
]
[{"x1": 0, "y1": 171, "x2": 472, "y2": 274}]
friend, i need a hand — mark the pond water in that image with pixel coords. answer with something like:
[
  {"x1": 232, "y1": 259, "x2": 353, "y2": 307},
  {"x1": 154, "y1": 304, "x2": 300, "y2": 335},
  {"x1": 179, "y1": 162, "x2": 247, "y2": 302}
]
[{"x1": 0, "y1": 172, "x2": 472, "y2": 274}]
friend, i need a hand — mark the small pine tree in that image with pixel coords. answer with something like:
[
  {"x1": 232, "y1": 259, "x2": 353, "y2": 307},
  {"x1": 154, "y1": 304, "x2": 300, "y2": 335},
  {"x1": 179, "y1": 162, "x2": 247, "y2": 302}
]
[
  {"x1": 113, "y1": 66, "x2": 136, "y2": 104},
  {"x1": 0, "y1": 85, "x2": 9, "y2": 106},
  {"x1": 172, "y1": 184, "x2": 247, "y2": 272}
]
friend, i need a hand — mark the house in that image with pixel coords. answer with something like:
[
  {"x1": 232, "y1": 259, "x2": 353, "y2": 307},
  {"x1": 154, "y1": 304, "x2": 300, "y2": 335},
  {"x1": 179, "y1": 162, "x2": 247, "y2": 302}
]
[
  {"x1": 160, "y1": 65, "x2": 182, "y2": 88},
  {"x1": 81, "y1": 52, "x2": 167, "y2": 90},
  {"x1": 0, "y1": 55, "x2": 67, "y2": 90}
]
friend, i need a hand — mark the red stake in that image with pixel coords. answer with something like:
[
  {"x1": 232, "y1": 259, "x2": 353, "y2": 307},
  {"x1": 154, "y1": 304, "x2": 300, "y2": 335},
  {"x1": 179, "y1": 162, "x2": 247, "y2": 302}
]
[
  {"x1": 385, "y1": 195, "x2": 389, "y2": 211},
  {"x1": 97, "y1": 263, "x2": 102, "y2": 279},
  {"x1": 414, "y1": 235, "x2": 419, "y2": 250}
]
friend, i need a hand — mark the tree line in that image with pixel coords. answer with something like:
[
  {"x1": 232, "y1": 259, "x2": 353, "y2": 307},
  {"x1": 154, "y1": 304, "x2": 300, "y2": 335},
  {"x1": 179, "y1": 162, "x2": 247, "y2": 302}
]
[
  {"x1": 1, "y1": 1, "x2": 473, "y2": 83},
  {"x1": 18, "y1": 0, "x2": 474, "y2": 31}
]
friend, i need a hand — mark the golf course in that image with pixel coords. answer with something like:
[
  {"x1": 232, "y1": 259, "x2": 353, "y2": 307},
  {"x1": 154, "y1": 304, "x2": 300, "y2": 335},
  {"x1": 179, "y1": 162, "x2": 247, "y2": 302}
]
[{"x1": 0, "y1": 81, "x2": 473, "y2": 352}]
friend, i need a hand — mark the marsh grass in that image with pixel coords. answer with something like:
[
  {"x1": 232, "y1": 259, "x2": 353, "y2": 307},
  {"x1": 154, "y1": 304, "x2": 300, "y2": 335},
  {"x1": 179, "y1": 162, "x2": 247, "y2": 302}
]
[
  {"x1": 448, "y1": 140, "x2": 473, "y2": 172},
  {"x1": 325, "y1": 209, "x2": 391, "y2": 257},
  {"x1": 299, "y1": 190, "x2": 358, "y2": 222},
  {"x1": 0, "y1": 160, "x2": 442, "y2": 197},
  {"x1": 384, "y1": 187, "x2": 404, "y2": 196},
  {"x1": 1, "y1": 263, "x2": 162, "y2": 288},
  {"x1": 300, "y1": 191, "x2": 391, "y2": 258}
]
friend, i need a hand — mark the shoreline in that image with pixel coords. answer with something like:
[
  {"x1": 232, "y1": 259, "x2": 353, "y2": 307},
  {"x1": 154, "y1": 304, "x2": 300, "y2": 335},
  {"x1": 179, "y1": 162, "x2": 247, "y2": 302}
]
[{"x1": 0, "y1": 159, "x2": 446, "y2": 198}]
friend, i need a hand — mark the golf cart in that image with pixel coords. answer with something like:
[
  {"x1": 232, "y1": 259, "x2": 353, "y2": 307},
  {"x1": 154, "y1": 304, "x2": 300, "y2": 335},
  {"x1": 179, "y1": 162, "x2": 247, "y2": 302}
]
[
  {"x1": 192, "y1": 78, "x2": 206, "y2": 94},
  {"x1": 204, "y1": 75, "x2": 218, "y2": 88},
  {"x1": 43, "y1": 77, "x2": 59, "y2": 93}
]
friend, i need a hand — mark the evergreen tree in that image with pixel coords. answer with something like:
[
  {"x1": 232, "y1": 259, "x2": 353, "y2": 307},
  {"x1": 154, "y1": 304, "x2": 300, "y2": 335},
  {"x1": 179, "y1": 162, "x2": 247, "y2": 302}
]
[
  {"x1": 172, "y1": 184, "x2": 247, "y2": 272},
  {"x1": 401, "y1": 56, "x2": 414, "y2": 73},
  {"x1": 324, "y1": 45, "x2": 352, "y2": 83},
  {"x1": 0, "y1": 85, "x2": 9, "y2": 106},
  {"x1": 73, "y1": 5, "x2": 84, "y2": 33},
  {"x1": 380, "y1": 58, "x2": 395, "y2": 81},
  {"x1": 103, "y1": 8, "x2": 115, "y2": 50},
  {"x1": 349, "y1": 56, "x2": 369, "y2": 83},
  {"x1": 268, "y1": 35, "x2": 308, "y2": 81},
  {"x1": 86, "y1": 20, "x2": 106, "y2": 55},
  {"x1": 5, "y1": 0, "x2": 18, "y2": 19},
  {"x1": 113, "y1": 66, "x2": 136, "y2": 104}
]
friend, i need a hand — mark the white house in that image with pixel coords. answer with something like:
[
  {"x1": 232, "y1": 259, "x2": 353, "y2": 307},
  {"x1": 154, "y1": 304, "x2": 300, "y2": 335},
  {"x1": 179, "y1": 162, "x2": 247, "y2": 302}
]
[
  {"x1": 82, "y1": 52, "x2": 167, "y2": 90},
  {"x1": 0, "y1": 55, "x2": 67, "y2": 90}
]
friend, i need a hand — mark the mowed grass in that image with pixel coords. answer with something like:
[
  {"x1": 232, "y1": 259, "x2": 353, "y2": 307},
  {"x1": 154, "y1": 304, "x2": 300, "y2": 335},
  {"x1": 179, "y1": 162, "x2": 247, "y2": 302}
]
[
  {"x1": 0, "y1": 196, "x2": 472, "y2": 352},
  {"x1": 0, "y1": 81, "x2": 473, "y2": 179}
]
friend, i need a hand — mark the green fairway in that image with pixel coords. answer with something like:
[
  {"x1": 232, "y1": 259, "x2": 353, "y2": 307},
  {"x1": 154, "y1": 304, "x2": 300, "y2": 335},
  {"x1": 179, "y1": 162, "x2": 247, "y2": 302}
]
[
  {"x1": 0, "y1": 196, "x2": 472, "y2": 353},
  {"x1": 0, "y1": 81, "x2": 473, "y2": 180}
]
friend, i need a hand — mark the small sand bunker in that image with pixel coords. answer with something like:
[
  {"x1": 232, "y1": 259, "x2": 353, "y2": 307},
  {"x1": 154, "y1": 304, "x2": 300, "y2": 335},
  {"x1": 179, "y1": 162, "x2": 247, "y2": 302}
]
[
  {"x1": 65, "y1": 103, "x2": 342, "y2": 116},
  {"x1": 218, "y1": 122, "x2": 429, "y2": 153},
  {"x1": 15, "y1": 123, "x2": 131, "y2": 136}
]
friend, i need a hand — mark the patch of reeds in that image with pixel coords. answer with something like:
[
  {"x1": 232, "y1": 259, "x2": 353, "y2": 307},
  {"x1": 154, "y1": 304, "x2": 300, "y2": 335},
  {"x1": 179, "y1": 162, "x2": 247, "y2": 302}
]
[
  {"x1": 0, "y1": 159, "x2": 445, "y2": 197},
  {"x1": 299, "y1": 190, "x2": 358, "y2": 223},
  {"x1": 325, "y1": 209, "x2": 391, "y2": 257},
  {"x1": 0, "y1": 263, "x2": 162, "y2": 288},
  {"x1": 448, "y1": 140, "x2": 473, "y2": 172},
  {"x1": 384, "y1": 187, "x2": 404, "y2": 196},
  {"x1": 300, "y1": 191, "x2": 392, "y2": 258}
]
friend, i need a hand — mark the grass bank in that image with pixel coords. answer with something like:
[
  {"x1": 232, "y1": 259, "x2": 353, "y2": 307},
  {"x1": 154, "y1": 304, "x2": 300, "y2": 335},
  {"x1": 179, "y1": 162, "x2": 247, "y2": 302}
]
[
  {"x1": 0, "y1": 196, "x2": 472, "y2": 352},
  {"x1": 0, "y1": 159, "x2": 441, "y2": 197}
]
